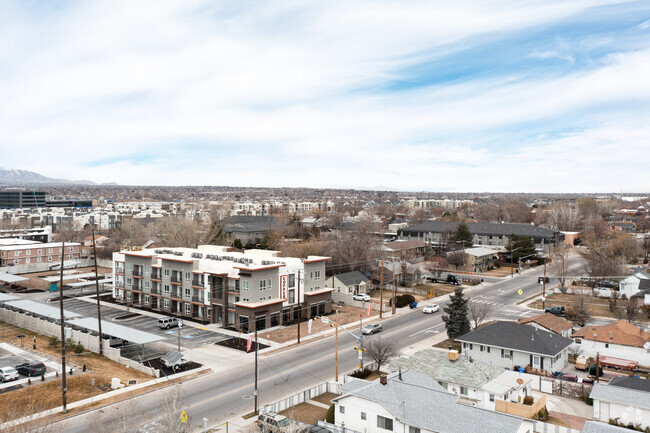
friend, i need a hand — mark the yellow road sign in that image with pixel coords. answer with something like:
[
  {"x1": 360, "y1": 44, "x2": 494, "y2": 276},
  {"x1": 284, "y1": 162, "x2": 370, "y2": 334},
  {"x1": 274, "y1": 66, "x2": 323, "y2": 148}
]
[
  {"x1": 517, "y1": 289, "x2": 523, "y2": 295},
  {"x1": 199, "y1": 327, "x2": 209, "y2": 331},
  {"x1": 181, "y1": 410, "x2": 188, "y2": 424}
]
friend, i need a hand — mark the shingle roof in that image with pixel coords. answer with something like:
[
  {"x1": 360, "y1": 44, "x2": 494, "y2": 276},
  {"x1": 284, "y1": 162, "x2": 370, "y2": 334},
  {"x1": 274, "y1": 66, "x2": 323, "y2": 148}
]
[
  {"x1": 223, "y1": 216, "x2": 276, "y2": 233},
  {"x1": 636, "y1": 279, "x2": 650, "y2": 297},
  {"x1": 382, "y1": 240, "x2": 426, "y2": 252},
  {"x1": 387, "y1": 349, "x2": 503, "y2": 388},
  {"x1": 518, "y1": 313, "x2": 574, "y2": 334},
  {"x1": 398, "y1": 221, "x2": 556, "y2": 238},
  {"x1": 456, "y1": 321, "x2": 573, "y2": 357},
  {"x1": 333, "y1": 271, "x2": 370, "y2": 287},
  {"x1": 335, "y1": 370, "x2": 525, "y2": 433},
  {"x1": 590, "y1": 383, "x2": 650, "y2": 410},
  {"x1": 572, "y1": 320, "x2": 650, "y2": 348},
  {"x1": 580, "y1": 421, "x2": 637, "y2": 433},
  {"x1": 608, "y1": 376, "x2": 650, "y2": 393}
]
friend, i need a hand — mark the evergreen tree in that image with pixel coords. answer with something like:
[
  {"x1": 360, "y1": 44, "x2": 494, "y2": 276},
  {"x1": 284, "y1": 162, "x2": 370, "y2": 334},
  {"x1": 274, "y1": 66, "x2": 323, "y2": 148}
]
[
  {"x1": 455, "y1": 223, "x2": 473, "y2": 247},
  {"x1": 442, "y1": 288, "x2": 471, "y2": 339},
  {"x1": 505, "y1": 234, "x2": 536, "y2": 261}
]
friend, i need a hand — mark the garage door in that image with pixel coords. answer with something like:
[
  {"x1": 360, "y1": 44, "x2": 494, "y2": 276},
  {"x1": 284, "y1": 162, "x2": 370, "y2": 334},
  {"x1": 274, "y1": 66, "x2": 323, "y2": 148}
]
[{"x1": 540, "y1": 378, "x2": 553, "y2": 394}]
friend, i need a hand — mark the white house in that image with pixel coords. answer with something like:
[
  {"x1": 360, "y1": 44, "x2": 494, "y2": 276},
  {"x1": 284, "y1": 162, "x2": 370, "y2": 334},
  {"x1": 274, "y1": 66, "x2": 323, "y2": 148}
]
[
  {"x1": 332, "y1": 370, "x2": 534, "y2": 433},
  {"x1": 571, "y1": 320, "x2": 650, "y2": 366},
  {"x1": 326, "y1": 271, "x2": 371, "y2": 303},
  {"x1": 388, "y1": 348, "x2": 531, "y2": 410},
  {"x1": 456, "y1": 321, "x2": 573, "y2": 374},
  {"x1": 590, "y1": 377, "x2": 650, "y2": 429},
  {"x1": 619, "y1": 272, "x2": 649, "y2": 300}
]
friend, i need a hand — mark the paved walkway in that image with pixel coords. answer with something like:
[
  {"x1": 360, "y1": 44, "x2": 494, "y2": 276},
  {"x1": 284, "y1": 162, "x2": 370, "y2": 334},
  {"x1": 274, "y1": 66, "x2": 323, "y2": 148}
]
[
  {"x1": 549, "y1": 410, "x2": 590, "y2": 430},
  {"x1": 531, "y1": 390, "x2": 593, "y2": 418}
]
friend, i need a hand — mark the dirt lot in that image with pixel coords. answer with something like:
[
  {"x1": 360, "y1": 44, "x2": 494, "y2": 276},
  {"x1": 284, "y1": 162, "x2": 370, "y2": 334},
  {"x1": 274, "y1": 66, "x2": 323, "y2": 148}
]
[
  {"x1": 261, "y1": 305, "x2": 377, "y2": 343},
  {"x1": 527, "y1": 290, "x2": 649, "y2": 321},
  {"x1": 0, "y1": 322, "x2": 155, "y2": 422},
  {"x1": 279, "y1": 402, "x2": 328, "y2": 426},
  {"x1": 311, "y1": 392, "x2": 339, "y2": 406}
]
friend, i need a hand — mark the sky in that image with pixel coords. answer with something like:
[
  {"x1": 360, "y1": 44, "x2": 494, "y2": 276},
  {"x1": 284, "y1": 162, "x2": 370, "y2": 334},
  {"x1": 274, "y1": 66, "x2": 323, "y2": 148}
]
[{"x1": 1, "y1": 0, "x2": 650, "y2": 193}]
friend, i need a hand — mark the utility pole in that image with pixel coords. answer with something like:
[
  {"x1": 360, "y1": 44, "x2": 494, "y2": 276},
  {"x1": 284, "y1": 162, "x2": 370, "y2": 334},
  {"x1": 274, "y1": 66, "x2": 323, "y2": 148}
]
[
  {"x1": 254, "y1": 327, "x2": 259, "y2": 413},
  {"x1": 359, "y1": 314, "x2": 364, "y2": 369},
  {"x1": 596, "y1": 352, "x2": 600, "y2": 383},
  {"x1": 392, "y1": 256, "x2": 396, "y2": 315},
  {"x1": 58, "y1": 242, "x2": 68, "y2": 413},
  {"x1": 379, "y1": 258, "x2": 384, "y2": 319},
  {"x1": 297, "y1": 270, "x2": 301, "y2": 344},
  {"x1": 91, "y1": 229, "x2": 103, "y2": 355}
]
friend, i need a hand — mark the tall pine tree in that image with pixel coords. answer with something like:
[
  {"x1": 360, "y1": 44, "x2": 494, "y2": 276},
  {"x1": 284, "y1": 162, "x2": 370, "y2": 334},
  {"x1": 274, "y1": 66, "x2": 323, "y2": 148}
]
[{"x1": 442, "y1": 288, "x2": 471, "y2": 339}]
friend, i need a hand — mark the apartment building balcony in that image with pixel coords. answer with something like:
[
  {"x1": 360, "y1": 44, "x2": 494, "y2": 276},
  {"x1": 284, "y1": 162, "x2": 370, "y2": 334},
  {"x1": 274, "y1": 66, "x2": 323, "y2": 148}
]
[
  {"x1": 171, "y1": 276, "x2": 183, "y2": 285},
  {"x1": 115, "y1": 267, "x2": 125, "y2": 275},
  {"x1": 132, "y1": 281, "x2": 142, "y2": 291},
  {"x1": 227, "y1": 303, "x2": 235, "y2": 310},
  {"x1": 151, "y1": 270, "x2": 161, "y2": 280},
  {"x1": 132, "y1": 268, "x2": 143, "y2": 277},
  {"x1": 191, "y1": 295, "x2": 203, "y2": 303},
  {"x1": 191, "y1": 278, "x2": 204, "y2": 288},
  {"x1": 114, "y1": 281, "x2": 124, "y2": 289}
]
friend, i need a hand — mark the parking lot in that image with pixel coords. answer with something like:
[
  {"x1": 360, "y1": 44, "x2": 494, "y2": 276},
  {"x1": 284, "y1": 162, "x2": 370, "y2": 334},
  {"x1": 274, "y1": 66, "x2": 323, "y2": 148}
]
[
  {"x1": 60, "y1": 298, "x2": 230, "y2": 360},
  {"x1": 0, "y1": 344, "x2": 65, "y2": 391}
]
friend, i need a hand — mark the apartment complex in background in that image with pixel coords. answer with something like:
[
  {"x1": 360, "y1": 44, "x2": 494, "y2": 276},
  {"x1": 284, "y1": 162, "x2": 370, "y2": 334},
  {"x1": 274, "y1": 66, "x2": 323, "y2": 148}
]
[
  {"x1": 112, "y1": 245, "x2": 333, "y2": 332},
  {"x1": 0, "y1": 239, "x2": 81, "y2": 267},
  {"x1": 0, "y1": 190, "x2": 46, "y2": 209}
]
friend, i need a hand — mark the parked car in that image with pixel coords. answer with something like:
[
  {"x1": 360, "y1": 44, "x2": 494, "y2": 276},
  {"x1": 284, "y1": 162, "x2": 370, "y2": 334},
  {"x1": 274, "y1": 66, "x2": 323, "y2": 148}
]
[
  {"x1": 258, "y1": 412, "x2": 291, "y2": 433},
  {"x1": 0, "y1": 366, "x2": 19, "y2": 382},
  {"x1": 158, "y1": 317, "x2": 183, "y2": 329},
  {"x1": 538, "y1": 276, "x2": 550, "y2": 284},
  {"x1": 15, "y1": 361, "x2": 46, "y2": 377},
  {"x1": 362, "y1": 324, "x2": 383, "y2": 335},
  {"x1": 558, "y1": 373, "x2": 578, "y2": 382},
  {"x1": 352, "y1": 293, "x2": 371, "y2": 302},
  {"x1": 423, "y1": 304, "x2": 440, "y2": 314},
  {"x1": 545, "y1": 306, "x2": 565, "y2": 316}
]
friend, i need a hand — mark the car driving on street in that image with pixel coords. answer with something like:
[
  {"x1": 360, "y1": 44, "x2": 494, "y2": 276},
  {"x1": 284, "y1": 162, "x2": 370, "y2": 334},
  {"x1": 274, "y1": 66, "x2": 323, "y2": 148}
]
[
  {"x1": 422, "y1": 304, "x2": 440, "y2": 314},
  {"x1": 361, "y1": 323, "x2": 382, "y2": 335},
  {"x1": 352, "y1": 293, "x2": 371, "y2": 301}
]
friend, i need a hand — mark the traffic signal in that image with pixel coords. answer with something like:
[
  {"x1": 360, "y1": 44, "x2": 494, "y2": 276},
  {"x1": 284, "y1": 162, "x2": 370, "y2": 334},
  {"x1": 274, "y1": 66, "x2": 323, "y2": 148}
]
[{"x1": 353, "y1": 346, "x2": 367, "y2": 352}]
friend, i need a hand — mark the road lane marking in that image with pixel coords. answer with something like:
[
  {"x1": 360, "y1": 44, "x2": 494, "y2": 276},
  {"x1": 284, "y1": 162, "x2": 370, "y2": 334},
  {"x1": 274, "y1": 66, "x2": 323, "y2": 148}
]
[{"x1": 408, "y1": 322, "x2": 444, "y2": 337}]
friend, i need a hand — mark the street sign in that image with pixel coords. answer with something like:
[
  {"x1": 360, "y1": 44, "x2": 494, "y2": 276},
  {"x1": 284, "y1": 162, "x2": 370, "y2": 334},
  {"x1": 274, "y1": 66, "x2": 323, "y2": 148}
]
[
  {"x1": 321, "y1": 317, "x2": 329, "y2": 324},
  {"x1": 180, "y1": 410, "x2": 188, "y2": 424}
]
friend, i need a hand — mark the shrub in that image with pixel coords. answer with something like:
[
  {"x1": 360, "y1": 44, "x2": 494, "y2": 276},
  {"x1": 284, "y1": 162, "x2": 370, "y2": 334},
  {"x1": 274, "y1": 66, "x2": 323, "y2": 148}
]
[
  {"x1": 349, "y1": 367, "x2": 373, "y2": 379},
  {"x1": 73, "y1": 343, "x2": 84, "y2": 354},
  {"x1": 495, "y1": 263, "x2": 501, "y2": 268},
  {"x1": 583, "y1": 395, "x2": 593, "y2": 406},
  {"x1": 523, "y1": 396, "x2": 534, "y2": 406},
  {"x1": 48, "y1": 336, "x2": 60, "y2": 347},
  {"x1": 325, "y1": 404, "x2": 335, "y2": 424},
  {"x1": 395, "y1": 294, "x2": 416, "y2": 308},
  {"x1": 535, "y1": 407, "x2": 549, "y2": 422}
]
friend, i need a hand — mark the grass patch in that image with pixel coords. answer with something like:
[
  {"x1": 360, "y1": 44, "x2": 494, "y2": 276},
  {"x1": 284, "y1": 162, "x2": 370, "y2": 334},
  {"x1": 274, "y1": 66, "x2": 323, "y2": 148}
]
[
  {"x1": 280, "y1": 402, "x2": 328, "y2": 425},
  {"x1": 311, "y1": 392, "x2": 339, "y2": 406},
  {"x1": 242, "y1": 411, "x2": 258, "y2": 420}
]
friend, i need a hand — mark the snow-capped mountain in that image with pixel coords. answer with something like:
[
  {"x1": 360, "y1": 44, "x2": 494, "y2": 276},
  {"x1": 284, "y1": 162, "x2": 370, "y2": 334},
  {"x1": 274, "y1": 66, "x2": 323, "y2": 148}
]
[{"x1": 0, "y1": 167, "x2": 97, "y2": 185}]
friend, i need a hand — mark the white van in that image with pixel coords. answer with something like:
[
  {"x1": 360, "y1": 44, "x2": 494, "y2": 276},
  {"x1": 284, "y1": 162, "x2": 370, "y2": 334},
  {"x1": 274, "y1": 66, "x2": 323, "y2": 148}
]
[{"x1": 158, "y1": 317, "x2": 182, "y2": 329}]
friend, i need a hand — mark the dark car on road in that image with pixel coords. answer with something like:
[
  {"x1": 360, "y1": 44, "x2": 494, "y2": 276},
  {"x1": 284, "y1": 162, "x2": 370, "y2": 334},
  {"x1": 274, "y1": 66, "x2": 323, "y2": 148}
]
[{"x1": 15, "y1": 361, "x2": 46, "y2": 377}]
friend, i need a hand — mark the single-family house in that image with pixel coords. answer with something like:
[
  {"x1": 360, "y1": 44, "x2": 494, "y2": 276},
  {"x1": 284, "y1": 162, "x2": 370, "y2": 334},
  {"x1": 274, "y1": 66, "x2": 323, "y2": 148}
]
[
  {"x1": 380, "y1": 240, "x2": 427, "y2": 256},
  {"x1": 590, "y1": 377, "x2": 650, "y2": 429},
  {"x1": 580, "y1": 420, "x2": 639, "y2": 433},
  {"x1": 571, "y1": 320, "x2": 650, "y2": 366},
  {"x1": 332, "y1": 370, "x2": 535, "y2": 433},
  {"x1": 456, "y1": 321, "x2": 573, "y2": 374},
  {"x1": 388, "y1": 349, "x2": 532, "y2": 411},
  {"x1": 518, "y1": 313, "x2": 574, "y2": 337},
  {"x1": 326, "y1": 271, "x2": 371, "y2": 303},
  {"x1": 634, "y1": 279, "x2": 650, "y2": 305},
  {"x1": 619, "y1": 272, "x2": 650, "y2": 300}
]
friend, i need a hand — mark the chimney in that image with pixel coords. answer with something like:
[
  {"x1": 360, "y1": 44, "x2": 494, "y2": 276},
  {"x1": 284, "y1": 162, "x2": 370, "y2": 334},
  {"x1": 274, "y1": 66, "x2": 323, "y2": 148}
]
[
  {"x1": 448, "y1": 349, "x2": 459, "y2": 361},
  {"x1": 380, "y1": 374, "x2": 388, "y2": 385}
]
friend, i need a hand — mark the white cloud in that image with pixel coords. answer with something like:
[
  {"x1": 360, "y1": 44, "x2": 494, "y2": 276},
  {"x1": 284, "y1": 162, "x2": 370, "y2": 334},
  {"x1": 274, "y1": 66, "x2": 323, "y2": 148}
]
[{"x1": 0, "y1": 0, "x2": 648, "y2": 192}]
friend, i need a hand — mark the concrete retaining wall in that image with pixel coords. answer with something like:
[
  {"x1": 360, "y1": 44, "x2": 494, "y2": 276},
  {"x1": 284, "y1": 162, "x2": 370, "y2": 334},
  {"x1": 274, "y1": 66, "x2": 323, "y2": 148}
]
[{"x1": 262, "y1": 381, "x2": 341, "y2": 414}]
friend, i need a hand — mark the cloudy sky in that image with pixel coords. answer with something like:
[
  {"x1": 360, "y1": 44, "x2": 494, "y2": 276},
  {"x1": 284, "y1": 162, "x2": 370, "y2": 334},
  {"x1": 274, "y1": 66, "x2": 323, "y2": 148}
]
[{"x1": 1, "y1": 0, "x2": 649, "y2": 192}]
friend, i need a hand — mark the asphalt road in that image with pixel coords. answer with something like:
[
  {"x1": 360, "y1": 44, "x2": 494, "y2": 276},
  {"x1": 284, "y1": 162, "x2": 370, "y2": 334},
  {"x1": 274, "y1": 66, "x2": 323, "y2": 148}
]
[{"x1": 54, "y1": 261, "x2": 573, "y2": 433}]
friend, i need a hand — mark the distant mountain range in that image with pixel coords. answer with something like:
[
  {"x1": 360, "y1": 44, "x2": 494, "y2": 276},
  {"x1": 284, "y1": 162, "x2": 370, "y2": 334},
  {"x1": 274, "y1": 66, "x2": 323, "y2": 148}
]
[{"x1": 0, "y1": 167, "x2": 116, "y2": 185}]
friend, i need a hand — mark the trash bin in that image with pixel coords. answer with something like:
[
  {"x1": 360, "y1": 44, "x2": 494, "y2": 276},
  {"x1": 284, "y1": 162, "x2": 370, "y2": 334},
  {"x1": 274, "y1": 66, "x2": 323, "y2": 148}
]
[{"x1": 413, "y1": 302, "x2": 418, "y2": 308}]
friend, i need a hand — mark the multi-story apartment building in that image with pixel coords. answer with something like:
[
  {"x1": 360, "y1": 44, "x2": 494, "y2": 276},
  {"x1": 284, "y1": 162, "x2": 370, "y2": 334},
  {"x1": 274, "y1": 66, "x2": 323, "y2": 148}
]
[
  {"x1": 112, "y1": 245, "x2": 333, "y2": 332},
  {"x1": 0, "y1": 240, "x2": 82, "y2": 267},
  {"x1": 0, "y1": 190, "x2": 46, "y2": 209}
]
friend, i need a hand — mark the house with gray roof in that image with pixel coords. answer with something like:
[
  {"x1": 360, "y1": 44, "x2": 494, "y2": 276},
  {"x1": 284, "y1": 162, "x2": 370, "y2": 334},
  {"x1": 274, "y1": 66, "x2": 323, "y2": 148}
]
[
  {"x1": 326, "y1": 271, "x2": 371, "y2": 303},
  {"x1": 388, "y1": 348, "x2": 532, "y2": 410},
  {"x1": 397, "y1": 221, "x2": 561, "y2": 255},
  {"x1": 332, "y1": 370, "x2": 534, "y2": 433},
  {"x1": 590, "y1": 379, "x2": 650, "y2": 429},
  {"x1": 456, "y1": 321, "x2": 573, "y2": 373},
  {"x1": 580, "y1": 421, "x2": 637, "y2": 433}
]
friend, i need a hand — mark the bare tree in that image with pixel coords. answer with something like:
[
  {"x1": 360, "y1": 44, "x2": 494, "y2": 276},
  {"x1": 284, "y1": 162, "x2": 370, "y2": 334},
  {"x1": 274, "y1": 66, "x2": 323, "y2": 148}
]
[
  {"x1": 424, "y1": 257, "x2": 447, "y2": 278},
  {"x1": 446, "y1": 250, "x2": 466, "y2": 271},
  {"x1": 547, "y1": 203, "x2": 582, "y2": 231},
  {"x1": 468, "y1": 300, "x2": 492, "y2": 330},
  {"x1": 619, "y1": 297, "x2": 639, "y2": 323},
  {"x1": 157, "y1": 384, "x2": 190, "y2": 433},
  {"x1": 565, "y1": 295, "x2": 591, "y2": 326},
  {"x1": 549, "y1": 248, "x2": 569, "y2": 294},
  {"x1": 365, "y1": 337, "x2": 399, "y2": 372},
  {"x1": 91, "y1": 401, "x2": 144, "y2": 433},
  {"x1": 609, "y1": 289, "x2": 621, "y2": 312},
  {"x1": 321, "y1": 217, "x2": 381, "y2": 274},
  {"x1": 579, "y1": 247, "x2": 622, "y2": 287}
]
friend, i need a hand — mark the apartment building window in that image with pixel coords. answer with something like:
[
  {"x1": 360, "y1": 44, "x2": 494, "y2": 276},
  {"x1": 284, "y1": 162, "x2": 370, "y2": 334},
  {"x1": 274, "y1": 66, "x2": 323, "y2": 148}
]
[
  {"x1": 48, "y1": 256, "x2": 52, "y2": 262},
  {"x1": 15, "y1": 251, "x2": 20, "y2": 256},
  {"x1": 377, "y1": 415, "x2": 393, "y2": 431},
  {"x1": 145, "y1": 281, "x2": 150, "y2": 289},
  {"x1": 164, "y1": 269, "x2": 170, "y2": 277},
  {"x1": 145, "y1": 266, "x2": 150, "y2": 275},
  {"x1": 26, "y1": 257, "x2": 30, "y2": 264},
  {"x1": 59, "y1": 247, "x2": 62, "y2": 253},
  {"x1": 185, "y1": 272, "x2": 190, "y2": 282},
  {"x1": 184, "y1": 303, "x2": 191, "y2": 315},
  {"x1": 164, "y1": 299, "x2": 170, "y2": 310},
  {"x1": 69, "y1": 246, "x2": 74, "y2": 252},
  {"x1": 164, "y1": 285, "x2": 170, "y2": 295},
  {"x1": 242, "y1": 280, "x2": 250, "y2": 291},
  {"x1": 127, "y1": 278, "x2": 132, "y2": 287},
  {"x1": 127, "y1": 263, "x2": 132, "y2": 271},
  {"x1": 267, "y1": 278, "x2": 272, "y2": 289},
  {"x1": 48, "y1": 248, "x2": 53, "y2": 253},
  {"x1": 185, "y1": 288, "x2": 191, "y2": 297},
  {"x1": 314, "y1": 270, "x2": 321, "y2": 280},
  {"x1": 288, "y1": 274, "x2": 295, "y2": 287},
  {"x1": 14, "y1": 259, "x2": 19, "y2": 264},
  {"x1": 260, "y1": 280, "x2": 266, "y2": 290},
  {"x1": 68, "y1": 254, "x2": 73, "y2": 259},
  {"x1": 37, "y1": 249, "x2": 42, "y2": 254},
  {"x1": 126, "y1": 291, "x2": 132, "y2": 302},
  {"x1": 144, "y1": 295, "x2": 150, "y2": 306},
  {"x1": 37, "y1": 257, "x2": 42, "y2": 263},
  {"x1": 310, "y1": 271, "x2": 314, "y2": 281},
  {"x1": 26, "y1": 250, "x2": 31, "y2": 256}
]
